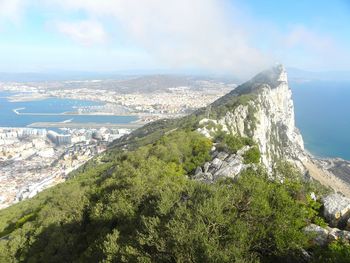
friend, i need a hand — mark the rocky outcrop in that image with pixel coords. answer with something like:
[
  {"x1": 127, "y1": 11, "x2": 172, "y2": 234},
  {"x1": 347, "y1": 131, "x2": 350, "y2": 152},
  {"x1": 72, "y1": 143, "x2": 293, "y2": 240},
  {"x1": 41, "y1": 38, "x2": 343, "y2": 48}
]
[
  {"x1": 322, "y1": 193, "x2": 350, "y2": 228},
  {"x1": 305, "y1": 224, "x2": 350, "y2": 246},
  {"x1": 193, "y1": 146, "x2": 251, "y2": 183},
  {"x1": 195, "y1": 65, "x2": 350, "y2": 198},
  {"x1": 198, "y1": 65, "x2": 307, "y2": 173},
  {"x1": 305, "y1": 193, "x2": 350, "y2": 246},
  {"x1": 304, "y1": 224, "x2": 330, "y2": 246}
]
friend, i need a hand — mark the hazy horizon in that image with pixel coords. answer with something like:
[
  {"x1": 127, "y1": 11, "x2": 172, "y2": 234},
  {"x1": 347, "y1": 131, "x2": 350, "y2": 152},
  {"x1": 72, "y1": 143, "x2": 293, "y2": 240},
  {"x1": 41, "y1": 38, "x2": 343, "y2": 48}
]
[{"x1": 0, "y1": 67, "x2": 349, "y2": 83}]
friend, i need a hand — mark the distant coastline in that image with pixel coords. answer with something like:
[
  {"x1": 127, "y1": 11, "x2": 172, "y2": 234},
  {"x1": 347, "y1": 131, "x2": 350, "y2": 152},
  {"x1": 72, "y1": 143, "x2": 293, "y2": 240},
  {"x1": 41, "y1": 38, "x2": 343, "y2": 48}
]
[
  {"x1": 27, "y1": 121, "x2": 144, "y2": 129},
  {"x1": 0, "y1": 91, "x2": 139, "y2": 128},
  {"x1": 13, "y1": 107, "x2": 138, "y2": 117}
]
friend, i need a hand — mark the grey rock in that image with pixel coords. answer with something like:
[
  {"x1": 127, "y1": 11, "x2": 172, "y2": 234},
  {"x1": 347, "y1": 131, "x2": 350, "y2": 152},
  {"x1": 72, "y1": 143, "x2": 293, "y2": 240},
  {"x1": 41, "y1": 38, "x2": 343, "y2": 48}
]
[
  {"x1": 204, "y1": 172, "x2": 213, "y2": 181},
  {"x1": 214, "y1": 163, "x2": 243, "y2": 179},
  {"x1": 305, "y1": 224, "x2": 350, "y2": 246},
  {"x1": 203, "y1": 162, "x2": 210, "y2": 173},
  {"x1": 216, "y1": 152, "x2": 229, "y2": 161},
  {"x1": 236, "y1": 145, "x2": 250, "y2": 156},
  {"x1": 193, "y1": 172, "x2": 213, "y2": 183},
  {"x1": 322, "y1": 193, "x2": 350, "y2": 227},
  {"x1": 211, "y1": 158, "x2": 223, "y2": 170},
  {"x1": 226, "y1": 154, "x2": 242, "y2": 165},
  {"x1": 304, "y1": 224, "x2": 329, "y2": 246},
  {"x1": 211, "y1": 151, "x2": 219, "y2": 158},
  {"x1": 339, "y1": 230, "x2": 350, "y2": 240},
  {"x1": 208, "y1": 167, "x2": 217, "y2": 175},
  {"x1": 220, "y1": 161, "x2": 228, "y2": 169},
  {"x1": 226, "y1": 154, "x2": 238, "y2": 163},
  {"x1": 326, "y1": 226, "x2": 350, "y2": 242},
  {"x1": 300, "y1": 249, "x2": 312, "y2": 261},
  {"x1": 193, "y1": 172, "x2": 205, "y2": 181},
  {"x1": 327, "y1": 227, "x2": 341, "y2": 242},
  {"x1": 194, "y1": 166, "x2": 202, "y2": 175}
]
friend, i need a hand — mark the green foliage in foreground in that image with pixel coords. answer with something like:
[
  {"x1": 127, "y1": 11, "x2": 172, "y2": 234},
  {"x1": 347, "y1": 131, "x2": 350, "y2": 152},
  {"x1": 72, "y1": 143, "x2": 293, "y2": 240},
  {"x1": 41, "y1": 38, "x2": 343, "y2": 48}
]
[
  {"x1": 0, "y1": 129, "x2": 341, "y2": 262},
  {"x1": 312, "y1": 241, "x2": 350, "y2": 263}
]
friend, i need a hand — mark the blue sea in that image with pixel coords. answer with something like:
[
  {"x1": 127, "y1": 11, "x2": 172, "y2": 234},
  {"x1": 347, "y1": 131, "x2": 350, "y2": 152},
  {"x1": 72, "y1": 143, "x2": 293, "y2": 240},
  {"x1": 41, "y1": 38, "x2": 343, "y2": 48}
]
[
  {"x1": 291, "y1": 80, "x2": 350, "y2": 160},
  {"x1": 0, "y1": 92, "x2": 137, "y2": 127}
]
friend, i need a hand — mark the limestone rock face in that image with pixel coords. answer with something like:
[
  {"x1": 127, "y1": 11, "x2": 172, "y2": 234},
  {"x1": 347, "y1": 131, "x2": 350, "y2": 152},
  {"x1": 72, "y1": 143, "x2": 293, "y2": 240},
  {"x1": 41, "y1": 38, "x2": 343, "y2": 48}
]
[
  {"x1": 198, "y1": 65, "x2": 307, "y2": 172},
  {"x1": 193, "y1": 147, "x2": 251, "y2": 183},
  {"x1": 322, "y1": 193, "x2": 350, "y2": 227}
]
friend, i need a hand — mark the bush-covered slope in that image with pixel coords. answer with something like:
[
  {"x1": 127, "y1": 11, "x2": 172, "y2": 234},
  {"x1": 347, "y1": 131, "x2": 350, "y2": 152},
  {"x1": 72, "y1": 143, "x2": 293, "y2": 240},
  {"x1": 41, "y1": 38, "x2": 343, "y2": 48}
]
[
  {"x1": 0, "y1": 66, "x2": 348, "y2": 262},
  {"x1": 0, "y1": 128, "x2": 337, "y2": 262}
]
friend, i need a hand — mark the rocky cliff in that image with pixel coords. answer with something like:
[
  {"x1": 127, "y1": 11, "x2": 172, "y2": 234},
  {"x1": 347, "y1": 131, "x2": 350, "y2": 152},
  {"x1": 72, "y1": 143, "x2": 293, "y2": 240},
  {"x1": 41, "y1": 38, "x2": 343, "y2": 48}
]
[
  {"x1": 111, "y1": 65, "x2": 350, "y2": 196},
  {"x1": 198, "y1": 65, "x2": 307, "y2": 172}
]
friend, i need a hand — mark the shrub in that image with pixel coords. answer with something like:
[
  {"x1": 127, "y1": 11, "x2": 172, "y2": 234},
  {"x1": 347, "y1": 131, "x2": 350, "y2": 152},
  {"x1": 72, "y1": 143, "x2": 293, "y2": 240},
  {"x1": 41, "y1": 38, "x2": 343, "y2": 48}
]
[
  {"x1": 312, "y1": 241, "x2": 350, "y2": 263},
  {"x1": 243, "y1": 146, "x2": 261, "y2": 164},
  {"x1": 214, "y1": 132, "x2": 255, "y2": 154}
]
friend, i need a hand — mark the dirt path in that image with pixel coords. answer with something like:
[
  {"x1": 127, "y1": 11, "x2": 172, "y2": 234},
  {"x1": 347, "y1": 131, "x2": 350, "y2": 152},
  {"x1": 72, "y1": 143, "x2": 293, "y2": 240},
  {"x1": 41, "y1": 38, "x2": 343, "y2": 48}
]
[{"x1": 303, "y1": 160, "x2": 350, "y2": 198}]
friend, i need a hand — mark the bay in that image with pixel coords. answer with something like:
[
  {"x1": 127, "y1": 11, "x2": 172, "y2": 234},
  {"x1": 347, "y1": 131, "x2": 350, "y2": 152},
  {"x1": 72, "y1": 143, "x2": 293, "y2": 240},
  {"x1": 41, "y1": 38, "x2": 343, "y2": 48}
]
[{"x1": 0, "y1": 92, "x2": 137, "y2": 127}]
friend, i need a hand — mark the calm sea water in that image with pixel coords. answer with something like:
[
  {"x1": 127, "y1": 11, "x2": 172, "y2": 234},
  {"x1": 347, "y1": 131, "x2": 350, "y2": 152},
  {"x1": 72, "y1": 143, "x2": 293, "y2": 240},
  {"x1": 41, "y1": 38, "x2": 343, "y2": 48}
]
[
  {"x1": 291, "y1": 80, "x2": 350, "y2": 160},
  {"x1": 0, "y1": 92, "x2": 137, "y2": 127}
]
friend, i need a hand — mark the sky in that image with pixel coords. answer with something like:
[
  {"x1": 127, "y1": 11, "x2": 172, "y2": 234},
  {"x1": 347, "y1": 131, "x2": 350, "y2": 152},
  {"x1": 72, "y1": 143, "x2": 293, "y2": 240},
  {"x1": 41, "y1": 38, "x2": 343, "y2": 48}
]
[{"x1": 0, "y1": 0, "x2": 349, "y2": 77}]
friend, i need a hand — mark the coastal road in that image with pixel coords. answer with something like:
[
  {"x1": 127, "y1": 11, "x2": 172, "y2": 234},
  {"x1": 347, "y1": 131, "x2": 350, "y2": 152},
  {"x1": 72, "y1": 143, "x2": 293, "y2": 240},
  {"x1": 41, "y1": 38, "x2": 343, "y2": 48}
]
[{"x1": 27, "y1": 122, "x2": 145, "y2": 129}]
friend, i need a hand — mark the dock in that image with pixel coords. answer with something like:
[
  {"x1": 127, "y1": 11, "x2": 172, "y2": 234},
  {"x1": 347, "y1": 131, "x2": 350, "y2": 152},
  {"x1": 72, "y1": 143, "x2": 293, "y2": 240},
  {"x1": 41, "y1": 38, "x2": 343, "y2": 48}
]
[{"x1": 27, "y1": 122, "x2": 145, "y2": 129}]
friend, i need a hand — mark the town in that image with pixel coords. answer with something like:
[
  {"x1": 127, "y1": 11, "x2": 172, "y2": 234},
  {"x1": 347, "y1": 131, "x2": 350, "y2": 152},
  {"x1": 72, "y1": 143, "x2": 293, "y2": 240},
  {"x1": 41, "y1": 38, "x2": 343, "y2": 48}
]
[
  {"x1": 0, "y1": 76, "x2": 234, "y2": 121},
  {"x1": 0, "y1": 127, "x2": 130, "y2": 209},
  {"x1": 0, "y1": 75, "x2": 235, "y2": 209}
]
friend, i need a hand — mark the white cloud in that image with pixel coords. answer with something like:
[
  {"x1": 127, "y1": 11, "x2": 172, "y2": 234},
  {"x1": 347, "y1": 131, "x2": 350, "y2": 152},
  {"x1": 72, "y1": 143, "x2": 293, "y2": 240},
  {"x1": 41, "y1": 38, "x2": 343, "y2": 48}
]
[
  {"x1": 43, "y1": 0, "x2": 272, "y2": 77},
  {"x1": 284, "y1": 26, "x2": 334, "y2": 52},
  {"x1": 55, "y1": 20, "x2": 108, "y2": 46},
  {"x1": 275, "y1": 25, "x2": 350, "y2": 70},
  {"x1": 2, "y1": 0, "x2": 349, "y2": 74},
  {"x1": 0, "y1": 0, "x2": 26, "y2": 24}
]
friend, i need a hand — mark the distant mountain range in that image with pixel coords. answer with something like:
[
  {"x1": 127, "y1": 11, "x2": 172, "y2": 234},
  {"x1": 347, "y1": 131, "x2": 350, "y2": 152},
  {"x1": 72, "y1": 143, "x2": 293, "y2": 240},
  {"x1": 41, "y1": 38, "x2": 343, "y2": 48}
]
[{"x1": 0, "y1": 67, "x2": 349, "y2": 83}]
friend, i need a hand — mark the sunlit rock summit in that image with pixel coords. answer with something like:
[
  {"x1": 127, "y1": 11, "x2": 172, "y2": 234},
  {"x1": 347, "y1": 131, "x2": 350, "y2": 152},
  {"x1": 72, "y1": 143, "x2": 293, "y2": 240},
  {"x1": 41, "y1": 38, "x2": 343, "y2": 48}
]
[{"x1": 198, "y1": 64, "x2": 306, "y2": 171}]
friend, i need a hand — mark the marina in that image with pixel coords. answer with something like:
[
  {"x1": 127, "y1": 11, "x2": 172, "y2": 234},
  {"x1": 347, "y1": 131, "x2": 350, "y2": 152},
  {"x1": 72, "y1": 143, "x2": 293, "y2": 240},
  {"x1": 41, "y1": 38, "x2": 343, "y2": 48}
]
[{"x1": 0, "y1": 92, "x2": 138, "y2": 128}]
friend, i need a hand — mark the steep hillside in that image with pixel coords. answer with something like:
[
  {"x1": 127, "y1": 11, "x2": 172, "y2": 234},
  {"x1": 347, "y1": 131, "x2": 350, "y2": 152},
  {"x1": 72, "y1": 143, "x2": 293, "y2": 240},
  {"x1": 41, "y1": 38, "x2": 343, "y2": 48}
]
[
  {"x1": 1, "y1": 66, "x2": 348, "y2": 262},
  {"x1": 200, "y1": 65, "x2": 306, "y2": 170},
  {"x1": 112, "y1": 65, "x2": 305, "y2": 171}
]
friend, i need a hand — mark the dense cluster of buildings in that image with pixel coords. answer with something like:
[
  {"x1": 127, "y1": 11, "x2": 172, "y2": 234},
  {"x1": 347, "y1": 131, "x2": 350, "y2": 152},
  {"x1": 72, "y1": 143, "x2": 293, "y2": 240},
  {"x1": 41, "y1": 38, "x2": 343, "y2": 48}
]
[
  {"x1": 0, "y1": 80, "x2": 233, "y2": 117},
  {"x1": 47, "y1": 130, "x2": 72, "y2": 145},
  {"x1": 0, "y1": 77, "x2": 234, "y2": 209},
  {"x1": 112, "y1": 86, "x2": 231, "y2": 115},
  {"x1": 0, "y1": 127, "x2": 130, "y2": 209}
]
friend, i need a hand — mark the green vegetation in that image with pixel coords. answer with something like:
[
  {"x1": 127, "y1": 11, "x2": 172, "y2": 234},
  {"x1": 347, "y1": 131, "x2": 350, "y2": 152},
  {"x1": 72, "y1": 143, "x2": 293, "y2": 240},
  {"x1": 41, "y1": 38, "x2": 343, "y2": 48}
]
[
  {"x1": 312, "y1": 241, "x2": 350, "y2": 263},
  {"x1": 150, "y1": 130, "x2": 212, "y2": 173},
  {"x1": 0, "y1": 128, "x2": 339, "y2": 262},
  {"x1": 243, "y1": 146, "x2": 261, "y2": 164},
  {"x1": 209, "y1": 93, "x2": 258, "y2": 120},
  {"x1": 0, "y1": 210, "x2": 38, "y2": 239},
  {"x1": 0, "y1": 82, "x2": 343, "y2": 262},
  {"x1": 214, "y1": 131, "x2": 256, "y2": 154},
  {"x1": 214, "y1": 131, "x2": 261, "y2": 164}
]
